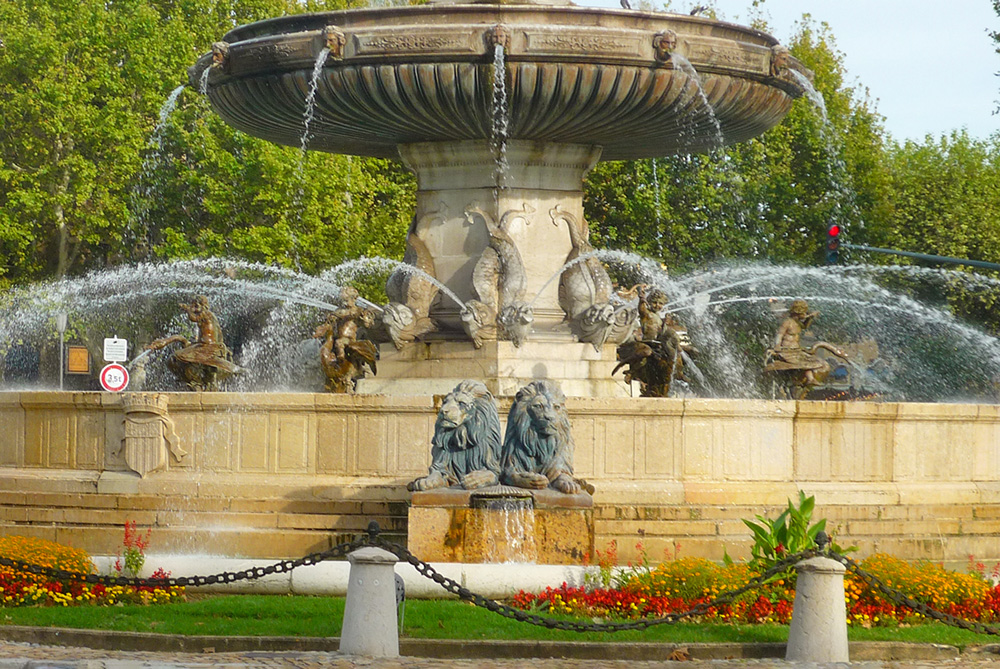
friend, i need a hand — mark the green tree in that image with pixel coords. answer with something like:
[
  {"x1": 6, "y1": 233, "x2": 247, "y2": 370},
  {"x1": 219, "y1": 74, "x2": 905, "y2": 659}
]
[
  {"x1": 0, "y1": 0, "x2": 273, "y2": 283},
  {"x1": 0, "y1": 0, "x2": 413, "y2": 289},
  {"x1": 863, "y1": 132, "x2": 1000, "y2": 333},
  {"x1": 139, "y1": 91, "x2": 412, "y2": 274}
]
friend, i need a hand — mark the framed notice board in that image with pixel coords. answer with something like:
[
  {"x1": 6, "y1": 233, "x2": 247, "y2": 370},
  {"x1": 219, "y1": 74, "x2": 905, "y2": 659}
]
[{"x1": 66, "y1": 346, "x2": 91, "y2": 374}]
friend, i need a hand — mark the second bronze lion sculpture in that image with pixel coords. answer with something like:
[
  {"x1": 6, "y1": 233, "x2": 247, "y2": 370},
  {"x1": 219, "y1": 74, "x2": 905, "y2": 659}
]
[
  {"x1": 406, "y1": 380, "x2": 502, "y2": 491},
  {"x1": 501, "y1": 380, "x2": 594, "y2": 495}
]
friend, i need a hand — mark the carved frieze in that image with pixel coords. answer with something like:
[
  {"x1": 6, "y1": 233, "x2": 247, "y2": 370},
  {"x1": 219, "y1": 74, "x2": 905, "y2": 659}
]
[
  {"x1": 204, "y1": 10, "x2": 808, "y2": 160},
  {"x1": 684, "y1": 39, "x2": 769, "y2": 75},
  {"x1": 523, "y1": 30, "x2": 644, "y2": 59},
  {"x1": 232, "y1": 39, "x2": 313, "y2": 75},
  {"x1": 353, "y1": 31, "x2": 479, "y2": 57}
]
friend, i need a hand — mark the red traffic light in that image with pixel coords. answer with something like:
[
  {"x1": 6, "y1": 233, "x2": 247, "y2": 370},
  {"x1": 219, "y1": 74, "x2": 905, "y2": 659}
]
[{"x1": 824, "y1": 223, "x2": 842, "y2": 265}]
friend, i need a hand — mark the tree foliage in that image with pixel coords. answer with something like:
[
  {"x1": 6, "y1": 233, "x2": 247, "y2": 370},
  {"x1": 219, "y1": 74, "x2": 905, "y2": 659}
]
[
  {"x1": 0, "y1": 0, "x2": 412, "y2": 288},
  {"x1": 137, "y1": 98, "x2": 413, "y2": 274}
]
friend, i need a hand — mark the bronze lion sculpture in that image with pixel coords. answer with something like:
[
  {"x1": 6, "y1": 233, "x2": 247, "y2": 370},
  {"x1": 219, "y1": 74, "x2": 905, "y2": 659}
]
[
  {"x1": 406, "y1": 380, "x2": 502, "y2": 491},
  {"x1": 501, "y1": 380, "x2": 594, "y2": 495}
]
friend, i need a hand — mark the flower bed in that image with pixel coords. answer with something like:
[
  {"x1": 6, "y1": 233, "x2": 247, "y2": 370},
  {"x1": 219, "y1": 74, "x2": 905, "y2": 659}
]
[
  {"x1": 0, "y1": 535, "x2": 184, "y2": 607},
  {"x1": 845, "y1": 554, "x2": 1000, "y2": 626},
  {"x1": 511, "y1": 551, "x2": 1000, "y2": 627}
]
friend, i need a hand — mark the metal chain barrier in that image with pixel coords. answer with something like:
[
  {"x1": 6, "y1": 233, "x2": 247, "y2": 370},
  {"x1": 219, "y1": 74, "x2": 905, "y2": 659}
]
[
  {"x1": 368, "y1": 523, "x2": 818, "y2": 633},
  {"x1": 827, "y1": 551, "x2": 1000, "y2": 637},
  {"x1": 4, "y1": 520, "x2": 1000, "y2": 637}
]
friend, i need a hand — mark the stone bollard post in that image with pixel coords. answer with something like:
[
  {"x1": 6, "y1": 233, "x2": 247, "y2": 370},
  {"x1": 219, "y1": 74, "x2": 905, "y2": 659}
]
[
  {"x1": 785, "y1": 556, "x2": 849, "y2": 663},
  {"x1": 339, "y1": 547, "x2": 400, "y2": 657}
]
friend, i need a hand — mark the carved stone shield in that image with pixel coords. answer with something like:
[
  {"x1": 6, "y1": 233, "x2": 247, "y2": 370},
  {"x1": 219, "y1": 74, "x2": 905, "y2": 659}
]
[{"x1": 119, "y1": 393, "x2": 185, "y2": 478}]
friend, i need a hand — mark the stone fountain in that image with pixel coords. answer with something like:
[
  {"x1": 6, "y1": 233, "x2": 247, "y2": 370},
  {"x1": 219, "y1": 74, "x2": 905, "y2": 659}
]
[
  {"x1": 8, "y1": 2, "x2": 1000, "y2": 572},
  {"x1": 190, "y1": 0, "x2": 811, "y2": 398},
  {"x1": 185, "y1": 3, "x2": 812, "y2": 562}
]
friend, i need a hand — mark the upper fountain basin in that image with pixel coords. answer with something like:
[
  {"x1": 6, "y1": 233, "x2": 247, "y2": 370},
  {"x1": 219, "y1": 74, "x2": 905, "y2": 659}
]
[{"x1": 193, "y1": 2, "x2": 811, "y2": 160}]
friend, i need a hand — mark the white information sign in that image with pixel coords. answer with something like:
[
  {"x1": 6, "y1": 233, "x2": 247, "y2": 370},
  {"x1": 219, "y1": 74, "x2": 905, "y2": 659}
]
[
  {"x1": 103, "y1": 336, "x2": 129, "y2": 362},
  {"x1": 99, "y1": 363, "x2": 129, "y2": 392}
]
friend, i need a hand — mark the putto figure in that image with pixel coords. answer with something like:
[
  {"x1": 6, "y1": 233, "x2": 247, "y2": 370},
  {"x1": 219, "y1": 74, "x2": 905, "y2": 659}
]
[
  {"x1": 501, "y1": 380, "x2": 594, "y2": 495},
  {"x1": 765, "y1": 299, "x2": 848, "y2": 399},
  {"x1": 406, "y1": 380, "x2": 502, "y2": 491},
  {"x1": 146, "y1": 296, "x2": 240, "y2": 391},
  {"x1": 313, "y1": 287, "x2": 378, "y2": 393},
  {"x1": 613, "y1": 286, "x2": 692, "y2": 397}
]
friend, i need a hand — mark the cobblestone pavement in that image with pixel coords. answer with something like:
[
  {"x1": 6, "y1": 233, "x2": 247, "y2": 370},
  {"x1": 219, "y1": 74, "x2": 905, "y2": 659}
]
[{"x1": 0, "y1": 641, "x2": 998, "y2": 669}]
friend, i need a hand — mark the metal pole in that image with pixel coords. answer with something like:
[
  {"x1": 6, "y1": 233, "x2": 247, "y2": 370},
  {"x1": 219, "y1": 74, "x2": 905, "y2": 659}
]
[
  {"x1": 56, "y1": 313, "x2": 68, "y2": 391},
  {"x1": 842, "y1": 243, "x2": 1000, "y2": 272}
]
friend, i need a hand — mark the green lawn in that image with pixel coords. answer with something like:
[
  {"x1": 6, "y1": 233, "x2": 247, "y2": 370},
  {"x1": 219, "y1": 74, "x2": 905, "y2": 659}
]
[{"x1": 2, "y1": 596, "x2": 999, "y2": 649}]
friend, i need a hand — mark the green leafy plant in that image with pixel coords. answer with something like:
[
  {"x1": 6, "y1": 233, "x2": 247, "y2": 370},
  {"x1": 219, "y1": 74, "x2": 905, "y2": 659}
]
[{"x1": 741, "y1": 491, "x2": 853, "y2": 575}]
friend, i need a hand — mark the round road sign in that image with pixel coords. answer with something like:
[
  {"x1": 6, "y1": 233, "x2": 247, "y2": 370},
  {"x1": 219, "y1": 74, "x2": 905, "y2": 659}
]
[{"x1": 100, "y1": 363, "x2": 129, "y2": 392}]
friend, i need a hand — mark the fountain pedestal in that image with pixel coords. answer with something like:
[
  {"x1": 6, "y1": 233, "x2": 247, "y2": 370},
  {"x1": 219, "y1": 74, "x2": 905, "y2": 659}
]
[
  {"x1": 399, "y1": 140, "x2": 601, "y2": 336},
  {"x1": 358, "y1": 339, "x2": 631, "y2": 397},
  {"x1": 408, "y1": 486, "x2": 593, "y2": 564},
  {"x1": 362, "y1": 139, "x2": 636, "y2": 397}
]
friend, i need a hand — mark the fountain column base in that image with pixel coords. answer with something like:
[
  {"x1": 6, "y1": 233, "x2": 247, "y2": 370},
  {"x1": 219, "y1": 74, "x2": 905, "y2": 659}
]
[
  {"x1": 356, "y1": 339, "x2": 633, "y2": 398},
  {"x1": 408, "y1": 486, "x2": 594, "y2": 564},
  {"x1": 398, "y1": 139, "x2": 602, "y2": 336}
]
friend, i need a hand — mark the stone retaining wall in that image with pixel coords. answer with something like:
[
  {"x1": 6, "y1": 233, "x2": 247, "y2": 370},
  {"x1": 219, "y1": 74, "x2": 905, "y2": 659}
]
[{"x1": 1, "y1": 392, "x2": 997, "y2": 567}]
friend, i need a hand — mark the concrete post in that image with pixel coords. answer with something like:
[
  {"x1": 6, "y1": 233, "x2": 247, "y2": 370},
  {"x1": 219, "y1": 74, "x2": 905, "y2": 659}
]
[
  {"x1": 786, "y1": 556, "x2": 849, "y2": 663},
  {"x1": 340, "y1": 547, "x2": 400, "y2": 657}
]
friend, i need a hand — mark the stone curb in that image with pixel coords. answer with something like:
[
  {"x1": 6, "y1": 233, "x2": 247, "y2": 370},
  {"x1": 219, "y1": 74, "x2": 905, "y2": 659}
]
[{"x1": 1, "y1": 626, "x2": 997, "y2": 661}]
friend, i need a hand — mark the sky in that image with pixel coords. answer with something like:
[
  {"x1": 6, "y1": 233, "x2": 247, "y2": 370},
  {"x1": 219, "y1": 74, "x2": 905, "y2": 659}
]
[{"x1": 576, "y1": 0, "x2": 999, "y2": 142}]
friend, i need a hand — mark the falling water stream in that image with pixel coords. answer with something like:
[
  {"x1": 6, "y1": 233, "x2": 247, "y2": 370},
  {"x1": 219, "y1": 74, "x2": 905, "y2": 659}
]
[
  {"x1": 785, "y1": 69, "x2": 859, "y2": 240},
  {"x1": 280, "y1": 47, "x2": 334, "y2": 268},
  {"x1": 129, "y1": 85, "x2": 188, "y2": 257},
  {"x1": 491, "y1": 42, "x2": 510, "y2": 204},
  {"x1": 472, "y1": 492, "x2": 538, "y2": 563},
  {"x1": 787, "y1": 69, "x2": 828, "y2": 122},
  {"x1": 651, "y1": 158, "x2": 662, "y2": 227},
  {"x1": 298, "y1": 48, "x2": 331, "y2": 169},
  {"x1": 291, "y1": 47, "x2": 332, "y2": 210},
  {"x1": 671, "y1": 53, "x2": 724, "y2": 148},
  {"x1": 198, "y1": 66, "x2": 211, "y2": 95}
]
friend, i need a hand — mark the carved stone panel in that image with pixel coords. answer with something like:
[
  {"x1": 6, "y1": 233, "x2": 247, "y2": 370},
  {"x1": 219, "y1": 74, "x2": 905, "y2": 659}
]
[
  {"x1": 522, "y1": 29, "x2": 645, "y2": 60},
  {"x1": 683, "y1": 38, "x2": 770, "y2": 75},
  {"x1": 352, "y1": 30, "x2": 480, "y2": 57},
  {"x1": 229, "y1": 37, "x2": 315, "y2": 77}
]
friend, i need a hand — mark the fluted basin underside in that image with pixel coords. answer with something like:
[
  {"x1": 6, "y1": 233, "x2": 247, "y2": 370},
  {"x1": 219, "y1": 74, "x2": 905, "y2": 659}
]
[{"x1": 197, "y1": 4, "x2": 809, "y2": 160}]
